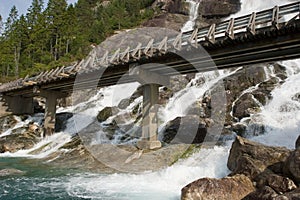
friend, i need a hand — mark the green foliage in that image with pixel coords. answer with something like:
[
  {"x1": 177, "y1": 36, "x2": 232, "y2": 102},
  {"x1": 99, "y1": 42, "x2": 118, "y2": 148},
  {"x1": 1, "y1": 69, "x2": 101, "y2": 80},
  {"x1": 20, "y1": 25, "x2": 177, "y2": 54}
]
[{"x1": 0, "y1": 0, "x2": 155, "y2": 81}]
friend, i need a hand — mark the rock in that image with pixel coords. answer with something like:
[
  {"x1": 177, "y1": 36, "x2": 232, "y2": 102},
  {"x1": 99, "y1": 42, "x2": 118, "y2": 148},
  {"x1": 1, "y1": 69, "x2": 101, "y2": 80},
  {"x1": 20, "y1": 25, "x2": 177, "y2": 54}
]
[
  {"x1": 296, "y1": 135, "x2": 300, "y2": 149},
  {"x1": 0, "y1": 127, "x2": 41, "y2": 153},
  {"x1": 277, "y1": 188, "x2": 300, "y2": 199},
  {"x1": 0, "y1": 115, "x2": 17, "y2": 133},
  {"x1": 233, "y1": 93, "x2": 260, "y2": 120},
  {"x1": 199, "y1": 0, "x2": 241, "y2": 18},
  {"x1": 97, "y1": 107, "x2": 119, "y2": 122},
  {"x1": 162, "y1": 115, "x2": 210, "y2": 144},
  {"x1": 283, "y1": 148, "x2": 300, "y2": 184},
  {"x1": 181, "y1": 174, "x2": 255, "y2": 200},
  {"x1": 143, "y1": 13, "x2": 189, "y2": 31},
  {"x1": 0, "y1": 168, "x2": 25, "y2": 177},
  {"x1": 55, "y1": 112, "x2": 73, "y2": 132},
  {"x1": 118, "y1": 98, "x2": 131, "y2": 109},
  {"x1": 228, "y1": 136, "x2": 291, "y2": 174},
  {"x1": 265, "y1": 174, "x2": 297, "y2": 194},
  {"x1": 243, "y1": 186, "x2": 279, "y2": 200},
  {"x1": 232, "y1": 123, "x2": 247, "y2": 136}
]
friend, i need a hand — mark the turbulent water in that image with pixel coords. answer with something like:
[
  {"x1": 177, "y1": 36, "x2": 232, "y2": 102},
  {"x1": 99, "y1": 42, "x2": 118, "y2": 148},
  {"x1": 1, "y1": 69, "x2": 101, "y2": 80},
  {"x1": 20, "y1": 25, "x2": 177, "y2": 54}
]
[{"x1": 1, "y1": 0, "x2": 300, "y2": 199}]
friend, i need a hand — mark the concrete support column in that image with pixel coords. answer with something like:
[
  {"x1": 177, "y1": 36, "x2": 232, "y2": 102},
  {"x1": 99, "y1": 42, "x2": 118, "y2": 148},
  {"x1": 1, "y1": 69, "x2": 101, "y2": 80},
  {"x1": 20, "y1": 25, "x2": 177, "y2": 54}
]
[
  {"x1": 137, "y1": 84, "x2": 162, "y2": 150},
  {"x1": 44, "y1": 92, "x2": 58, "y2": 136}
]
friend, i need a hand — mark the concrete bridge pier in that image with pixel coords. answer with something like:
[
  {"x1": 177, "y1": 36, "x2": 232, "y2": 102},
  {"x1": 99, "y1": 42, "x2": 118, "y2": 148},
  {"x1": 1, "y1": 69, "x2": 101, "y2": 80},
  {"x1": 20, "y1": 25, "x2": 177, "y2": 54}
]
[
  {"x1": 44, "y1": 92, "x2": 58, "y2": 136},
  {"x1": 137, "y1": 84, "x2": 162, "y2": 150}
]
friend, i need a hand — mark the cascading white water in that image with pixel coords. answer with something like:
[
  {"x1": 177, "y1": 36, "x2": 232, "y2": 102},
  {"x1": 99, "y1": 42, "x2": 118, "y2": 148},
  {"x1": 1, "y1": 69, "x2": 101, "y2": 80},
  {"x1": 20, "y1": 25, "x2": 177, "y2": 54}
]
[{"x1": 181, "y1": 0, "x2": 200, "y2": 32}]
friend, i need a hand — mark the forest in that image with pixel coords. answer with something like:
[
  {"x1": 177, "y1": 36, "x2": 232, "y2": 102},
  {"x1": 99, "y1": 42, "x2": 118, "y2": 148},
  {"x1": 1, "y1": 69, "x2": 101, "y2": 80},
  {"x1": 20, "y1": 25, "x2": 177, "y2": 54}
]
[{"x1": 0, "y1": 0, "x2": 155, "y2": 81}]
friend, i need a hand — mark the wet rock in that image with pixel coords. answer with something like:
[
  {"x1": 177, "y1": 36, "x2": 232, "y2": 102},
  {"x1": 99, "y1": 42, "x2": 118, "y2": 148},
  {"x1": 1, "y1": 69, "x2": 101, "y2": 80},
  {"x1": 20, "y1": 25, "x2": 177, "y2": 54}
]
[
  {"x1": 265, "y1": 174, "x2": 297, "y2": 194},
  {"x1": 283, "y1": 148, "x2": 300, "y2": 184},
  {"x1": 97, "y1": 107, "x2": 119, "y2": 122},
  {"x1": 162, "y1": 115, "x2": 210, "y2": 144},
  {"x1": 243, "y1": 186, "x2": 279, "y2": 200},
  {"x1": 181, "y1": 174, "x2": 255, "y2": 200},
  {"x1": 0, "y1": 126, "x2": 42, "y2": 153},
  {"x1": 296, "y1": 135, "x2": 300, "y2": 149},
  {"x1": 232, "y1": 123, "x2": 247, "y2": 136},
  {"x1": 55, "y1": 112, "x2": 73, "y2": 132},
  {"x1": 228, "y1": 136, "x2": 291, "y2": 174},
  {"x1": 0, "y1": 115, "x2": 17, "y2": 133},
  {"x1": 233, "y1": 93, "x2": 260, "y2": 120},
  {"x1": 0, "y1": 168, "x2": 25, "y2": 177}
]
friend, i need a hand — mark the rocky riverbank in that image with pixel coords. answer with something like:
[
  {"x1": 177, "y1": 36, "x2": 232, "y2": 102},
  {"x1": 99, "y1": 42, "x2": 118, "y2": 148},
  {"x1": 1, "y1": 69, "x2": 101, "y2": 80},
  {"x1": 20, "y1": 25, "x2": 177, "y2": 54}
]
[{"x1": 181, "y1": 135, "x2": 300, "y2": 200}]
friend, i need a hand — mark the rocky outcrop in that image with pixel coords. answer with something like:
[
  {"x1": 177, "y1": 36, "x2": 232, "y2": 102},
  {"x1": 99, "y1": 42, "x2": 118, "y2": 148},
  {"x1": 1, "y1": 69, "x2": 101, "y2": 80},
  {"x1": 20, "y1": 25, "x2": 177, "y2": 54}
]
[
  {"x1": 0, "y1": 125, "x2": 42, "y2": 153},
  {"x1": 182, "y1": 136, "x2": 300, "y2": 199},
  {"x1": 199, "y1": 0, "x2": 241, "y2": 18},
  {"x1": 181, "y1": 174, "x2": 255, "y2": 200},
  {"x1": 143, "y1": 13, "x2": 188, "y2": 31},
  {"x1": 296, "y1": 135, "x2": 300, "y2": 149},
  {"x1": 0, "y1": 115, "x2": 18, "y2": 133}
]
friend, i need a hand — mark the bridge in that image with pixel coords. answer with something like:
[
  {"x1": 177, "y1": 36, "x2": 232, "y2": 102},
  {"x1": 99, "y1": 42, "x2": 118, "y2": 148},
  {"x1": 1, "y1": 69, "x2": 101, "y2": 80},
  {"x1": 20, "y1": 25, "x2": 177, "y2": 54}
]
[{"x1": 0, "y1": 2, "x2": 299, "y2": 149}]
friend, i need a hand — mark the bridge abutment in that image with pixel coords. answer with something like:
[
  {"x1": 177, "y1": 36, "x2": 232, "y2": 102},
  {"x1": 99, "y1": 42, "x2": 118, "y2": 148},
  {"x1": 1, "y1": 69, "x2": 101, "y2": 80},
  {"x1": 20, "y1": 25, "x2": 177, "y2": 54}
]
[{"x1": 137, "y1": 84, "x2": 162, "y2": 150}]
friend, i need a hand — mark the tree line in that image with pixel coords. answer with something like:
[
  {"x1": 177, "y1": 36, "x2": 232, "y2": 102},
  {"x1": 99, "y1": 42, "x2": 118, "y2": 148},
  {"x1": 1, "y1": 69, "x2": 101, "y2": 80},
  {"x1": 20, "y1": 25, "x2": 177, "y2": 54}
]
[{"x1": 0, "y1": 0, "x2": 154, "y2": 81}]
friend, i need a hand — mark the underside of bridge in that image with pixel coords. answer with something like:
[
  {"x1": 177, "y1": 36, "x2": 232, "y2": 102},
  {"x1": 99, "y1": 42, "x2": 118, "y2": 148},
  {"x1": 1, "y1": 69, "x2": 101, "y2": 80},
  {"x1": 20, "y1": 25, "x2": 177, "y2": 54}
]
[{"x1": 0, "y1": 2, "x2": 299, "y2": 149}]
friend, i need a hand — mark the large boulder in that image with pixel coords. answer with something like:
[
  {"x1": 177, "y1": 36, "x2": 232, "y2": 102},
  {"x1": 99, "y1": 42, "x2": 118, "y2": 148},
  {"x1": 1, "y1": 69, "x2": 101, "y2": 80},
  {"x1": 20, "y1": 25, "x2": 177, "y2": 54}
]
[
  {"x1": 162, "y1": 115, "x2": 211, "y2": 144},
  {"x1": 283, "y1": 148, "x2": 300, "y2": 184},
  {"x1": 232, "y1": 93, "x2": 260, "y2": 120},
  {"x1": 181, "y1": 174, "x2": 255, "y2": 200},
  {"x1": 228, "y1": 136, "x2": 291, "y2": 175}
]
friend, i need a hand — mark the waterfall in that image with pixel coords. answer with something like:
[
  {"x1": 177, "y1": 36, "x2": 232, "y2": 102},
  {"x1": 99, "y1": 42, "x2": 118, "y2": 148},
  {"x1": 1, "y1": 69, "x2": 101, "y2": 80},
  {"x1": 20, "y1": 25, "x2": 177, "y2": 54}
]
[{"x1": 181, "y1": 0, "x2": 200, "y2": 32}]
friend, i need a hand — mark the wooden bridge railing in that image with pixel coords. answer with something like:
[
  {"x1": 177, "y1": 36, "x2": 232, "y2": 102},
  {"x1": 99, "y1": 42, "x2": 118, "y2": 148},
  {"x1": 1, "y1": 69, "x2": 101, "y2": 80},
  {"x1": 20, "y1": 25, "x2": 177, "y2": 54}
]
[{"x1": 0, "y1": 1, "x2": 299, "y2": 93}]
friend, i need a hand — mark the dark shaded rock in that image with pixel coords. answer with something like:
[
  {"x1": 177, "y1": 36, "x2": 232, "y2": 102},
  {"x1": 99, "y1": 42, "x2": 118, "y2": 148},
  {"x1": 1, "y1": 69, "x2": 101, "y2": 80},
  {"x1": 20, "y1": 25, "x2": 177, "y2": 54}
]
[
  {"x1": 162, "y1": 115, "x2": 210, "y2": 144},
  {"x1": 152, "y1": 0, "x2": 189, "y2": 14},
  {"x1": 97, "y1": 107, "x2": 119, "y2": 122},
  {"x1": 0, "y1": 115, "x2": 17, "y2": 133},
  {"x1": 252, "y1": 91, "x2": 268, "y2": 105},
  {"x1": 0, "y1": 168, "x2": 25, "y2": 177},
  {"x1": 233, "y1": 93, "x2": 260, "y2": 120},
  {"x1": 243, "y1": 186, "x2": 279, "y2": 200},
  {"x1": 265, "y1": 174, "x2": 297, "y2": 194},
  {"x1": 277, "y1": 188, "x2": 300, "y2": 199},
  {"x1": 283, "y1": 148, "x2": 300, "y2": 184},
  {"x1": 55, "y1": 112, "x2": 73, "y2": 132},
  {"x1": 228, "y1": 136, "x2": 291, "y2": 174},
  {"x1": 232, "y1": 123, "x2": 247, "y2": 136},
  {"x1": 199, "y1": 0, "x2": 241, "y2": 18},
  {"x1": 296, "y1": 135, "x2": 300, "y2": 149},
  {"x1": 181, "y1": 174, "x2": 255, "y2": 200}
]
